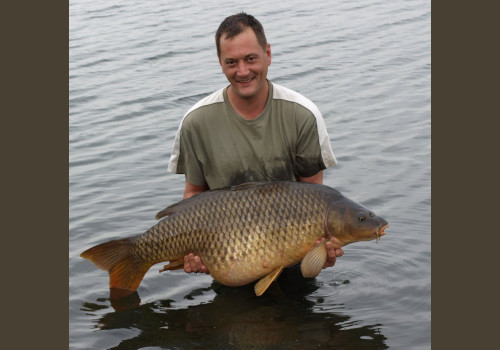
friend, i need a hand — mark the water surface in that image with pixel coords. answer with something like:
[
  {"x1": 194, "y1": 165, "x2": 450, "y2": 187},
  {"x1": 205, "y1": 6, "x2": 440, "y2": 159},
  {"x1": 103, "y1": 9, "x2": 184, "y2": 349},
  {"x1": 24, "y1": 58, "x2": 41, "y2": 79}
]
[{"x1": 69, "y1": 0, "x2": 431, "y2": 348}]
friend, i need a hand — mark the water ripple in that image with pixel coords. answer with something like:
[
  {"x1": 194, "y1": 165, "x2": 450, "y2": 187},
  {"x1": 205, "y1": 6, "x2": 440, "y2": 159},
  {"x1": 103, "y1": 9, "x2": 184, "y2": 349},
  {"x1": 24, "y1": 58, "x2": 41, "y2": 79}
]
[{"x1": 70, "y1": 0, "x2": 430, "y2": 348}]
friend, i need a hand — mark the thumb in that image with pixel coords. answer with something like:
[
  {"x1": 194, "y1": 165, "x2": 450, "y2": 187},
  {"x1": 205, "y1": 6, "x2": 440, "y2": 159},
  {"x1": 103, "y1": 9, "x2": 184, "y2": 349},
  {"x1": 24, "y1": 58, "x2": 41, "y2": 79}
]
[{"x1": 329, "y1": 236, "x2": 343, "y2": 250}]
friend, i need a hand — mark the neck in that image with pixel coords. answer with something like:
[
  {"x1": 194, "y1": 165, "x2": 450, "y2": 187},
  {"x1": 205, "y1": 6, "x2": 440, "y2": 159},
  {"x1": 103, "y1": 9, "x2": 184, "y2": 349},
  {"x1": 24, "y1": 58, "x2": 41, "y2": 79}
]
[{"x1": 227, "y1": 82, "x2": 269, "y2": 120}]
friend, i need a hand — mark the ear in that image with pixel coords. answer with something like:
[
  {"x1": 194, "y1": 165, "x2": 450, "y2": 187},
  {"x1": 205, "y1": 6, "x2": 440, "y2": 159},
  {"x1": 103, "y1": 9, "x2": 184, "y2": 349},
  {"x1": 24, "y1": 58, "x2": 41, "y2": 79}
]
[{"x1": 266, "y1": 43, "x2": 272, "y2": 66}]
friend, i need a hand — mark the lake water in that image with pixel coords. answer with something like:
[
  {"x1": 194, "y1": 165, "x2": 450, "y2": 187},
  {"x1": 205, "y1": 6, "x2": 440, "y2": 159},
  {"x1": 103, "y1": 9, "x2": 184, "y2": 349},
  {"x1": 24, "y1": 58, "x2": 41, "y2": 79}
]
[{"x1": 69, "y1": 0, "x2": 431, "y2": 349}]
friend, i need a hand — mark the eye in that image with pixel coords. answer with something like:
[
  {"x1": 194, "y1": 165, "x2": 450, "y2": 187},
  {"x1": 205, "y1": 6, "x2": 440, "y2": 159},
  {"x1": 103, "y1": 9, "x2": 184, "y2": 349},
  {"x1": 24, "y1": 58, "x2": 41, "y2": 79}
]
[{"x1": 358, "y1": 215, "x2": 366, "y2": 222}]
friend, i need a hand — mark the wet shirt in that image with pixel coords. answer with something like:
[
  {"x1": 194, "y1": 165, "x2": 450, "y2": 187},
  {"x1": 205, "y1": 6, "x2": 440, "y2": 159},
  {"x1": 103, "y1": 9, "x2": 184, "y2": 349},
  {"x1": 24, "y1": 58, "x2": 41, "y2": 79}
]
[{"x1": 168, "y1": 81, "x2": 337, "y2": 189}]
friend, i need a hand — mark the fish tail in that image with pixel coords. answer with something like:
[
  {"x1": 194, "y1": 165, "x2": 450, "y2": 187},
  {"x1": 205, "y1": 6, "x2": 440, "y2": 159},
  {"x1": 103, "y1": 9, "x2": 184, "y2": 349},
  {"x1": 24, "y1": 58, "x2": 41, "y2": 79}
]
[{"x1": 81, "y1": 238, "x2": 153, "y2": 299}]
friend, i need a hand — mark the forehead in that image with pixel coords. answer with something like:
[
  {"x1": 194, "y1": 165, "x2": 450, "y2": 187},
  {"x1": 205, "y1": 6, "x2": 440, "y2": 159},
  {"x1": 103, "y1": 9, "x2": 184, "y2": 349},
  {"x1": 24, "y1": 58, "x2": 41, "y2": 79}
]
[{"x1": 219, "y1": 27, "x2": 265, "y2": 58}]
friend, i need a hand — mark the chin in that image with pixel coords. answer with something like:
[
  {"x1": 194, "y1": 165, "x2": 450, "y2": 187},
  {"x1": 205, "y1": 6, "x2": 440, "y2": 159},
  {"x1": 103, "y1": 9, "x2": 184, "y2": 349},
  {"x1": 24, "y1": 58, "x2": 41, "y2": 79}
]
[
  {"x1": 233, "y1": 87, "x2": 256, "y2": 99},
  {"x1": 234, "y1": 81, "x2": 263, "y2": 98}
]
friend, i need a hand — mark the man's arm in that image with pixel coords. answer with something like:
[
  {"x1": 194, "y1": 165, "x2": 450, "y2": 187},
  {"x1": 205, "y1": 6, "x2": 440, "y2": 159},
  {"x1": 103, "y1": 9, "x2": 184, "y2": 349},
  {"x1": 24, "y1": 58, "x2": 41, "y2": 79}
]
[
  {"x1": 298, "y1": 170, "x2": 323, "y2": 184},
  {"x1": 183, "y1": 177, "x2": 208, "y2": 199}
]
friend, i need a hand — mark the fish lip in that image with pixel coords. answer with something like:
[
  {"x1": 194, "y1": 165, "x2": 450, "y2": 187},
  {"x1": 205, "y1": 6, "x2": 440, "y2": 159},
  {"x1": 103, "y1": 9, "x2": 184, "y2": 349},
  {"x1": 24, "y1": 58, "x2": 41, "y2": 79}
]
[{"x1": 377, "y1": 224, "x2": 389, "y2": 237}]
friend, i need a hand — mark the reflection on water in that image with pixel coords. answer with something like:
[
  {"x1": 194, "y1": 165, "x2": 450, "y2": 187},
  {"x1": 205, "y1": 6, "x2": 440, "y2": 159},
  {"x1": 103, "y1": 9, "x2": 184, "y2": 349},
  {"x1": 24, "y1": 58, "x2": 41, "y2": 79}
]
[{"x1": 83, "y1": 281, "x2": 387, "y2": 350}]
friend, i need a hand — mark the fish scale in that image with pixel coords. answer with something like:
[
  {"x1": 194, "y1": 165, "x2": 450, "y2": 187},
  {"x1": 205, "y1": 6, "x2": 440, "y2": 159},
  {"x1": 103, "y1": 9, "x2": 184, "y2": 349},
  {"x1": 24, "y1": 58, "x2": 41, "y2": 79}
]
[{"x1": 81, "y1": 181, "x2": 388, "y2": 299}]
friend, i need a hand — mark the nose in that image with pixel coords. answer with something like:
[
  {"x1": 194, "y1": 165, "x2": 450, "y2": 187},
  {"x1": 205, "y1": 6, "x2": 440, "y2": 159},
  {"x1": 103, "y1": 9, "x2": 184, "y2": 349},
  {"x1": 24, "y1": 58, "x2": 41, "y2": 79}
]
[{"x1": 236, "y1": 60, "x2": 249, "y2": 76}]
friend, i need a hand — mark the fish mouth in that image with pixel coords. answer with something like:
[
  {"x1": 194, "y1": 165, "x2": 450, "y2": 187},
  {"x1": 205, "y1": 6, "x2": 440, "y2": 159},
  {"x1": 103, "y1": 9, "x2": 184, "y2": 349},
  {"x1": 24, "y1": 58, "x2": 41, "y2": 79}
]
[
  {"x1": 374, "y1": 224, "x2": 389, "y2": 242},
  {"x1": 378, "y1": 224, "x2": 389, "y2": 237}
]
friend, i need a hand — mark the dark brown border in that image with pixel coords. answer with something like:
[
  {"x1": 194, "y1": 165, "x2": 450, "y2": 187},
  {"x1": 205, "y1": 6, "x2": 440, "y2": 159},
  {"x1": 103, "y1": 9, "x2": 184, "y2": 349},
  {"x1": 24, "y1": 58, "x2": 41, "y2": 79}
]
[
  {"x1": 6, "y1": 1, "x2": 493, "y2": 348},
  {"x1": 432, "y1": 1, "x2": 496, "y2": 349},
  {"x1": 4, "y1": 2, "x2": 68, "y2": 348}
]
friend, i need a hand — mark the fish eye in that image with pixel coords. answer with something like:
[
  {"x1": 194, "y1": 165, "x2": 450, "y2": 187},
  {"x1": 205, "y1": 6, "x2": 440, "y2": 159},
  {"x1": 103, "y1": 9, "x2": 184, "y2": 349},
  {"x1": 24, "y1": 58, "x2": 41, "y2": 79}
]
[{"x1": 358, "y1": 215, "x2": 366, "y2": 222}]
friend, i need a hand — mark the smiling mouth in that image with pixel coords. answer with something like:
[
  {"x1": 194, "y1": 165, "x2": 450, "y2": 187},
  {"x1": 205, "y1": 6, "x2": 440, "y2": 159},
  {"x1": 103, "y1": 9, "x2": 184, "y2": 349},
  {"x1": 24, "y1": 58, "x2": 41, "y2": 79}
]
[{"x1": 236, "y1": 77, "x2": 254, "y2": 84}]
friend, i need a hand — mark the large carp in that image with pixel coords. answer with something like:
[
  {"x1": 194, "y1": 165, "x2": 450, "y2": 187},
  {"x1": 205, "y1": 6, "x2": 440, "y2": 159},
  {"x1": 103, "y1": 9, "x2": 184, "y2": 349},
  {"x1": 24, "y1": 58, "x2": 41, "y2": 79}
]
[{"x1": 81, "y1": 181, "x2": 388, "y2": 299}]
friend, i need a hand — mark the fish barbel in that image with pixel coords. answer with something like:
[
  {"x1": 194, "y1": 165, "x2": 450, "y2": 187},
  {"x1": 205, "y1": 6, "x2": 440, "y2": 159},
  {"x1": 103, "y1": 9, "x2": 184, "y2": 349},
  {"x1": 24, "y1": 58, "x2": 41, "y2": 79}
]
[{"x1": 81, "y1": 181, "x2": 388, "y2": 299}]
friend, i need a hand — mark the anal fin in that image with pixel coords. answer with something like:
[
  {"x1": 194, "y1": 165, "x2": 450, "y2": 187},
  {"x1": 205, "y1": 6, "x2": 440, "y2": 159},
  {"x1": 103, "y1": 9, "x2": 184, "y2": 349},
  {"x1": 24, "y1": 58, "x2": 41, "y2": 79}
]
[
  {"x1": 300, "y1": 242, "x2": 327, "y2": 278},
  {"x1": 254, "y1": 266, "x2": 284, "y2": 296},
  {"x1": 159, "y1": 258, "x2": 185, "y2": 272}
]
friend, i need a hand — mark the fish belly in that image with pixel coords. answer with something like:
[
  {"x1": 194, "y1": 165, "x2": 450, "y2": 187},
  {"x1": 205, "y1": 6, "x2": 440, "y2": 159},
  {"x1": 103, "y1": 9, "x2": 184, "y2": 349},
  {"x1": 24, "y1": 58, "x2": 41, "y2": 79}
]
[{"x1": 204, "y1": 227, "x2": 321, "y2": 286}]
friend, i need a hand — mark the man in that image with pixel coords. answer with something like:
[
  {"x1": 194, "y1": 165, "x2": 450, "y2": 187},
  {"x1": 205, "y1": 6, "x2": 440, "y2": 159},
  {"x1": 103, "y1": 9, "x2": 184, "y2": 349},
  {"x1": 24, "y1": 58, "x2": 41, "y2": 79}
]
[{"x1": 167, "y1": 13, "x2": 344, "y2": 280}]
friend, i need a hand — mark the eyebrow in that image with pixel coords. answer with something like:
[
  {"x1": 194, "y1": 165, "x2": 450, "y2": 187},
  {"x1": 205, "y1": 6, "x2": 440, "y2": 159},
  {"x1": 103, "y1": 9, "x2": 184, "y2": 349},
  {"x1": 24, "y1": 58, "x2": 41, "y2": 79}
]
[{"x1": 224, "y1": 53, "x2": 259, "y2": 62}]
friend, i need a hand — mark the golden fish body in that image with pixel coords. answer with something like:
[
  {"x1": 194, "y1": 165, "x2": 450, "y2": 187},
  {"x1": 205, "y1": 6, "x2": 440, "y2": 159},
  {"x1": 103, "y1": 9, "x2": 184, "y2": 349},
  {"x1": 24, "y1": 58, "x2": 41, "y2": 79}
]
[{"x1": 81, "y1": 181, "x2": 388, "y2": 299}]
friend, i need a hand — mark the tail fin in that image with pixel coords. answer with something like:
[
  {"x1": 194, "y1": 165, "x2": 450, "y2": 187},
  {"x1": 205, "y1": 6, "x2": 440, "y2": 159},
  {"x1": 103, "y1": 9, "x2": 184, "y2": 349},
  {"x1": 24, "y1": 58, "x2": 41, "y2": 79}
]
[{"x1": 81, "y1": 238, "x2": 153, "y2": 299}]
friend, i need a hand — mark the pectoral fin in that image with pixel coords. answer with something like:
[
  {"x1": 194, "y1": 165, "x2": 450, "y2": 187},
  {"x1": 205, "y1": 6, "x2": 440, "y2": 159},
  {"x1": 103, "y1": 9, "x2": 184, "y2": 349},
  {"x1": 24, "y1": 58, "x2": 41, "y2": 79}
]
[
  {"x1": 159, "y1": 258, "x2": 185, "y2": 272},
  {"x1": 254, "y1": 266, "x2": 284, "y2": 296},
  {"x1": 300, "y1": 242, "x2": 327, "y2": 278}
]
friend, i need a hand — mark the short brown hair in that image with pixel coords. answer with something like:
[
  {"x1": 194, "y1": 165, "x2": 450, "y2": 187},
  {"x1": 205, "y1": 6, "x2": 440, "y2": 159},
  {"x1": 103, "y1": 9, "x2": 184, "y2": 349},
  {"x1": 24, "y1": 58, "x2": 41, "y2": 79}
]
[{"x1": 215, "y1": 12, "x2": 267, "y2": 57}]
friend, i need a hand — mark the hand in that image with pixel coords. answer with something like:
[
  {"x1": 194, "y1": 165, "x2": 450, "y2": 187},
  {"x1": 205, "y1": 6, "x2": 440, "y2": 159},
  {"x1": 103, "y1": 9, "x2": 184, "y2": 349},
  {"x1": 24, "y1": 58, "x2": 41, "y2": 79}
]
[
  {"x1": 184, "y1": 253, "x2": 209, "y2": 274},
  {"x1": 315, "y1": 237, "x2": 344, "y2": 269}
]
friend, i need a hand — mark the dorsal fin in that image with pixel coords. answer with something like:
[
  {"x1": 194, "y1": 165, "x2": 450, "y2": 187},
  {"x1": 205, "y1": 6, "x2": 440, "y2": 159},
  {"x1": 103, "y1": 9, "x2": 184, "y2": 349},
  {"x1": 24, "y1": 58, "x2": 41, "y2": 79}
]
[
  {"x1": 230, "y1": 181, "x2": 270, "y2": 191},
  {"x1": 155, "y1": 202, "x2": 184, "y2": 220},
  {"x1": 155, "y1": 182, "x2": 269, "y2": 220}
]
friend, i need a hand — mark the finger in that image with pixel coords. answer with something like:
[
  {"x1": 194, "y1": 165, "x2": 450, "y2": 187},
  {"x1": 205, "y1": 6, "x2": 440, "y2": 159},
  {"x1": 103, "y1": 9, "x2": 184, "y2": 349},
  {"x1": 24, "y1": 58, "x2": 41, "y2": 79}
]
[
  {"x1": 184, "y1": 254, "x2": 193, "y2": 273},
  {"x1": 330, "y1": 236, "x2": 343, "y2": 249},
  {"x1": 323, "y1": 256, "x2": 336, "y2": 269},
  {"x1": 196, "y1": 256, "x2": 209, "y2": 274},
  {"x1": 189, "y1": 255, "x2": 199, "y2": 273},
  {"x1": 186, "y1": 253, "x2": 200, "y2": 273},
  {"x1": 335, "y1": 248, "x2": 345, "y2": 257},
  {"x1": 315, "y1": 237, "x2": 326, "y2": 246},
  {"x1": 194, "y1": 256, "x2": 205, "y2": 273},
  {"x1": 323, "y1": 241, "x2": 337, "y2": 268}
]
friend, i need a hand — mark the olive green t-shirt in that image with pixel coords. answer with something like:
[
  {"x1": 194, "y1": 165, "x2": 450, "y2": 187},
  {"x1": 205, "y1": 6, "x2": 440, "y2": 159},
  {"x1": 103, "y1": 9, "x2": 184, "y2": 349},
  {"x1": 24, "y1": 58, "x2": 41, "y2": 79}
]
[{"x1": 168, "y1": 81, "x2": 337, "y2": 190}]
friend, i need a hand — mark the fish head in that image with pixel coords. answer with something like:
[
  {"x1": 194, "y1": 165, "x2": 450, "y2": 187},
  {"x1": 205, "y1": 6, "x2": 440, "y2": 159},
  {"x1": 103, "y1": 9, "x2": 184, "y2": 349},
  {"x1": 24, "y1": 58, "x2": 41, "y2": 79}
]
[{"x1": 326, "y1": 197, "x2": 388, "y2": 246}]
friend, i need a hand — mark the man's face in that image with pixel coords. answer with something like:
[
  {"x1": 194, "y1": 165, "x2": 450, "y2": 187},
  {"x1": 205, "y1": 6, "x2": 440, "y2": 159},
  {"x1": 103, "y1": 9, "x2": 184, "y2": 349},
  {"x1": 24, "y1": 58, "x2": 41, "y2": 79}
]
[{"x1": 218, "y1": 27, "x2": 271, "y2": 101}]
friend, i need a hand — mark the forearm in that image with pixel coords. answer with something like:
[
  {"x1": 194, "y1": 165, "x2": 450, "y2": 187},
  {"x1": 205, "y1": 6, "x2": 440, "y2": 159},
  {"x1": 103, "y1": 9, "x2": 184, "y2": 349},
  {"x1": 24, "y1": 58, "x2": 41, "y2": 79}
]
[
  {"x1": 183, "y1": 176, "x2": 208, "y2": 199},
  {"x1": 299, "y1": 170, "x2": 323, "y2": 184}
]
